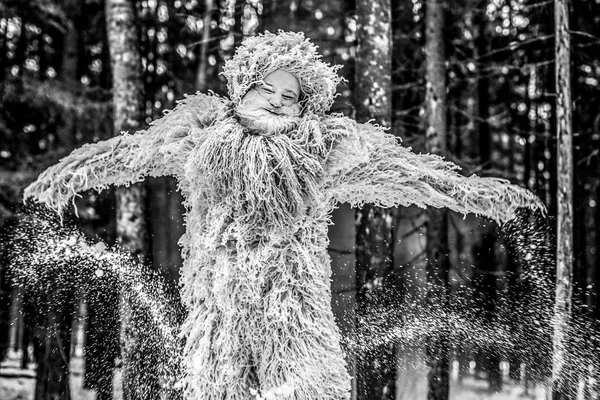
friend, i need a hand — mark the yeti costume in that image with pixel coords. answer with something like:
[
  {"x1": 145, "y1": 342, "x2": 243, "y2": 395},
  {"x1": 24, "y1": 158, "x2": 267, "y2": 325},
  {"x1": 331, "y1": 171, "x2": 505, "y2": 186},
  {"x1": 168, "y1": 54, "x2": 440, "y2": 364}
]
[{"x1": 25, "y1": 31, "x2": 543, "y2": 399}]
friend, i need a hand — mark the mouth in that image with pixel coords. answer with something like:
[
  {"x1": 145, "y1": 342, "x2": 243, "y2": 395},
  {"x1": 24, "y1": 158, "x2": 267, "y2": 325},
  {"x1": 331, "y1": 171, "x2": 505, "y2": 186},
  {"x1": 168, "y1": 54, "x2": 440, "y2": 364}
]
[{"x1": 262, "y1": 108, "x2": 283, "y2": 116}]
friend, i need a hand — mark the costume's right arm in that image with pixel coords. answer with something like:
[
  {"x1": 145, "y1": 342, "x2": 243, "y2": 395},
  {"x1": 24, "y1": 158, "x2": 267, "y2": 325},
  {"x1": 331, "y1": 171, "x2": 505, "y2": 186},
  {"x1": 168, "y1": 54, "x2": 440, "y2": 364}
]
[
  {"x1": 323, "y1": 116, "x2": 544, "y2": 224},
  {"x1": 24, "y1": 92, "x2": 225, "y2": 213}
]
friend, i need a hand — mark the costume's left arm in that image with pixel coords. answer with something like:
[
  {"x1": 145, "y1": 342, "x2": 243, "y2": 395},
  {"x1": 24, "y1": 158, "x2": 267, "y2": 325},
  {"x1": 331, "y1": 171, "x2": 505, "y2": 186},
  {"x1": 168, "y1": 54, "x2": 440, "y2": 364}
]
[
  {"x1": 325, "y1": 118, "x2": 544, "y2": 224},
  {"x1": 24, "y1": 92, "x2": 224, "y2": 213}
]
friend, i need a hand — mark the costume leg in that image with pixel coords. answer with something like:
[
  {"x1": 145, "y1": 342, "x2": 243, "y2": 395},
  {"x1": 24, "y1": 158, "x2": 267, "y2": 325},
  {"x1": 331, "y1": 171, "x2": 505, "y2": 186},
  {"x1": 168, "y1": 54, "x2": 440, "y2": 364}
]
[
  {"x1": 180, "y1": 251, "x2": 258, "y2": 400},
  {"x1": 252, "y1": 249, "x2": 352, "y2": 400}
]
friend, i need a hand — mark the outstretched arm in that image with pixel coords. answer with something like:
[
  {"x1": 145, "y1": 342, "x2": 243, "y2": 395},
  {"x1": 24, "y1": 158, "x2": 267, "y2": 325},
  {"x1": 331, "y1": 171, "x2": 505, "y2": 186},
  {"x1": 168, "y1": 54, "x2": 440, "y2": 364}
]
[
  {"x1": 24, "y1": 92, "x2": 225, "y2": 213},
  {"x1": 325, "y1": 117, "x2": 544, "y2": 224}
]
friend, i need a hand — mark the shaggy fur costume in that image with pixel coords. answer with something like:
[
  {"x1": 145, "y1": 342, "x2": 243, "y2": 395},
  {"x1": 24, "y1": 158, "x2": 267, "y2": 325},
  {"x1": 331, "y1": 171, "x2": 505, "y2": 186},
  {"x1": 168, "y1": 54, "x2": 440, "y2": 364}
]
[{"x1": 24, "y1": 31, "x2": 544, "y2": 400}]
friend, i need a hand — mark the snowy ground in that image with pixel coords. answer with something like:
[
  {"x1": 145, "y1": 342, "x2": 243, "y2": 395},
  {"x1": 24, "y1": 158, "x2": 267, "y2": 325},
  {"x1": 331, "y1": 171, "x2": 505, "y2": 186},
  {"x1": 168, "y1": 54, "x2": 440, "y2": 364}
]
[
  {"x1": 0, "y1": 350, "x2": 121, "y2": 400},
  {"x1": 0, "y1": 350, "x2": 546, "y2": 400},
  {"x1": 450, "y1": 377, "x2": 546, "y2": 400}
]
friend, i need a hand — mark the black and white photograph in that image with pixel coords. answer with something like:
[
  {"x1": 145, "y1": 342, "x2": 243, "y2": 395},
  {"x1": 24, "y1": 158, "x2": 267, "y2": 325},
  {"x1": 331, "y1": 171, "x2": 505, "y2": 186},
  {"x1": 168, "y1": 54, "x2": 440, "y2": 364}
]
[{"x1": 0, "y1": 0, "x2": 599, "y2": 399}]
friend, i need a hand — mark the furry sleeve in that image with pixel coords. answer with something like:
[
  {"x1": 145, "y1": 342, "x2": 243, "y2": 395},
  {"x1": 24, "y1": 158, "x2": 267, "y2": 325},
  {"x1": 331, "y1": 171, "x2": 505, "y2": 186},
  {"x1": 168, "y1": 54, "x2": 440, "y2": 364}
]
[
  {"x1": 324, "y1": 118, "x2": 545, "y2": 224},
  {"x1": 24, "y1": 92, "x2": 225, "y2": 213}
]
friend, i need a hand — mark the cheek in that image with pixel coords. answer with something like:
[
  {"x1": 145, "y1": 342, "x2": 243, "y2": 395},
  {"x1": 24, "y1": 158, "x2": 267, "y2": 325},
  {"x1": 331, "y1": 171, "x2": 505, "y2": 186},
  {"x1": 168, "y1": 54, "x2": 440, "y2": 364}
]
[
  {"x1": 239, "y1": 92, "x2": 268, "y2": 108},
  {"x1": 282, "y1": 103, "x2": 302, "y2": 116}
]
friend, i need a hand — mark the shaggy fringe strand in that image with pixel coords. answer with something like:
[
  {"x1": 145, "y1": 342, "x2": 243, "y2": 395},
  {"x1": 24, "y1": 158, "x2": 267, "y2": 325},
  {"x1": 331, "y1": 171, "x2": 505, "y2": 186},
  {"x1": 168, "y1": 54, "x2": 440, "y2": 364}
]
[
  {"x1": 325, "y1": 119, "x2": 545, "y2": 224},
  {"x1": 23, "y1": 92, "x2": 225, "y2": 214},
  {"x1": 222, "y1": 31, "x2": 342, "y2": 117},
  {"x1": 24, "y1": 88, "x2": 543, "y2": 400}
]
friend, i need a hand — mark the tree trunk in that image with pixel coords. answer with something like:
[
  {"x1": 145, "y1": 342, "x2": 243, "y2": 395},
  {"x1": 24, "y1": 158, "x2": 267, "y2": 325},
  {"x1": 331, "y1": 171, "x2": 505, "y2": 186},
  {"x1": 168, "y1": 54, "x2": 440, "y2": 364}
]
[
  {"x1": 460, "y1": 4, "x2": 479, "y2": 164},
  {"x1": 474, "y1": 0, "x2": 490, "y2": 168},
  {"x1": 328, "y1": 203, "x2": 357, "y2": 395},
  {"x1": 354, "y1": 1, "x2": 395, "y2": 399},
  {"x1": 0, "y1": 218, "x2": 18, "y2": 363},
  {"x1": 166, "y1": 182, "x2": 185, "y2": 282},
  {"x1": 116, "y1": 182, "x2": 154, "y2": 400},
  {"x1": 30, "y1": 3, "x2": 82, "y2": 398},
  {"x1": 0, "y1": 270, "x2": 9, "y2": 364},
  {"x1": 395, "y1": 207, "x2": 428, "y2": 400},
  {"x1": 596, "y1": 176, "x2": 600, "y2": 322},
  {"x1": 146, "y1": 2, "x2": 187, "y2": 289},
  {"x1": 552, "y1": 0, "x2": 574, "y2": 398},
  {"x1": 424, "y1": 0, "x2": 450, "y2": 399},
  {"x1": 425, "y1": 210, "x2": 450, "y2": 400},
  {"x1": 105, "y1": 1, "x2": 152, "y2": 399},
  {"x1": 84, "y1": 291, "x2": 119, "y2": 400},
  {"x1": 471, "y1": 1, "x2": 502, "y2": 390},
  {"x1": 57, "y1": 0, "x2": 80, "y2": 147},
  {"x1": 195, "y1": 0, "x2": 214, "y2": 91},
  {"x1": 32, "y1": 288, "x2": 75, "y2": 400},
  {"x1": 82, "y1": 198, "x2": 118, "y2": 400},
  {"x1": 473, "y1": 231, "x2": 502, "y2": 392},
  {"x1": 146, "y1": 178, "x2": 184, "y2": 283}
]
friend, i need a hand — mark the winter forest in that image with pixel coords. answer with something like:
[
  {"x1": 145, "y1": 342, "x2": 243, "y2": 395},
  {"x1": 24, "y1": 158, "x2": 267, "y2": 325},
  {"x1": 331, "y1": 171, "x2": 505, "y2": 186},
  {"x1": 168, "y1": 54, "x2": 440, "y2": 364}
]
[{"x1": 0, "y1": 0, "x2": 599, "y2": 399}]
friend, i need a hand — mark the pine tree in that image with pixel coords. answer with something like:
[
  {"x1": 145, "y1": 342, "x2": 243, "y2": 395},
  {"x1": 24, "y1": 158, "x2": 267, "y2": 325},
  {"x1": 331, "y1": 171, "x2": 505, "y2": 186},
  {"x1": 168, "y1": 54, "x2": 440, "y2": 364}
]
[
  {"x1": 354, "y1": 0, "x2": 396, "y2": 398},
  {"x1": 424, "y1": 0, "x2": 450, "y2": 398},
  {"x1": 105, "y1": 0, "x2": 154, "y2": 398},
  {"x1": 552, "y1": 0, "x2": 574, "y2": 397}
]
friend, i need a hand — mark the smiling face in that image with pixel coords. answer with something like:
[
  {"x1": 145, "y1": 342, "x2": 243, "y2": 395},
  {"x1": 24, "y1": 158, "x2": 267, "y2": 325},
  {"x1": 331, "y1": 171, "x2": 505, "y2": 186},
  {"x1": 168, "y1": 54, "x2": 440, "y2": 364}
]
[
  {"x1": 254, "y1": 69, "x2": 301, "y2": 109},
  {"x1": 238, "y1": 69, "x2": 303, "y2": 118}
]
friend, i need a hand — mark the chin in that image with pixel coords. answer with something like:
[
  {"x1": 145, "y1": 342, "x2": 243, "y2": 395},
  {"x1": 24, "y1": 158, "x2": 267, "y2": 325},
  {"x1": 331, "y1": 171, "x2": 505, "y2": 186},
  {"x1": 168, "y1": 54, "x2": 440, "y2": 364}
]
[{"x1": 235, "y1": 105, "x2": 300, "y2": 136}]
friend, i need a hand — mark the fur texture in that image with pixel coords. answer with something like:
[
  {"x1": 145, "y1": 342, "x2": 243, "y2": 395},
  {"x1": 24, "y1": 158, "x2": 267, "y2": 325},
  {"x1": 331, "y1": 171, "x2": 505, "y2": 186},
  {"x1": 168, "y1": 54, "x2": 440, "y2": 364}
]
[
  {"x1": 325, "y1": 119, "x2": 544, "y2": 223},
  {"x1": 222, "y1": 31, "x2": 342, "y2": 116},
  {"x1": 23, "y1": 31, "x2": 545, "y2": 400},
  {"x1": 178, "y1": 114, "x2": 350, "y2": 399},
  {"x1": 23, "y1": 92, "x2": 225, "y2": 214}
]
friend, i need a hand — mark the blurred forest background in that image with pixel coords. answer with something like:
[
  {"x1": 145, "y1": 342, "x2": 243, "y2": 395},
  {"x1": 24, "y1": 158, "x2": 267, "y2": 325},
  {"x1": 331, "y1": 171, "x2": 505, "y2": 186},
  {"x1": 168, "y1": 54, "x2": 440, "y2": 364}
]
[{"x1": 0, "y1": 0, "x2": 599, "y2": 399}]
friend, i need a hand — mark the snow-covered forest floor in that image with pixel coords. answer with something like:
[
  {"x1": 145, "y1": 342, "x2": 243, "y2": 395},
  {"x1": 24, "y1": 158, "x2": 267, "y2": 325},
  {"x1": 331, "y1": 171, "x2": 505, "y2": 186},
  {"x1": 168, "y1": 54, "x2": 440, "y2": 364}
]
[
  {"x1": 0, "y1": 350, "x2": 121, "y2": 400},
  {"x1": 0, "y1": 352, "x2": 95, "y2": 400},
  {"x1": 0, "y1": 351, "x2": 547, "y2": 400}
]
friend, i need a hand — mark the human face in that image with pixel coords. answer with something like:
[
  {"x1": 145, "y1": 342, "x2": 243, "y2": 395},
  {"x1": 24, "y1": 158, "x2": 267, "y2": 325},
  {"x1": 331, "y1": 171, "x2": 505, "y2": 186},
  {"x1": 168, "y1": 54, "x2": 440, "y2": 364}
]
[
  {"x1": 255, "y1": 69, "x2": 301, "y2": 107},
  {"x1": 239, "y1": 69, "x2": 302, "y2": 117}
]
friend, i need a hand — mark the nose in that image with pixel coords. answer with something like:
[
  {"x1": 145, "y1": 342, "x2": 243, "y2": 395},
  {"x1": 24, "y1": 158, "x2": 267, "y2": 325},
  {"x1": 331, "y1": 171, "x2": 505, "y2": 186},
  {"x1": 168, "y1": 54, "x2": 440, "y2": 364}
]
[{"x1": 269, "y1": 95, "x2": 282, "y2": 108}]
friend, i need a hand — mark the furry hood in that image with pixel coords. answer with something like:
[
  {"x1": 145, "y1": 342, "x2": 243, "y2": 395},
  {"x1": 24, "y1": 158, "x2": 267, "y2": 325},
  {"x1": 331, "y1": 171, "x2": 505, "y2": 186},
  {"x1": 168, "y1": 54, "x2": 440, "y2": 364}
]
[{"x1": 222, "y1": 31, "x2": 343, "y2": 116}]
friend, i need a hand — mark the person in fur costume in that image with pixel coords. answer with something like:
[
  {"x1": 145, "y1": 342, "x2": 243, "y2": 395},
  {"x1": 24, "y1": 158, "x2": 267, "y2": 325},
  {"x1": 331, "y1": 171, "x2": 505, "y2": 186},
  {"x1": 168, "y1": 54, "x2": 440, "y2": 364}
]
[{"x1": 24, "y1": 31, "x2": 543, "y2": 399}]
